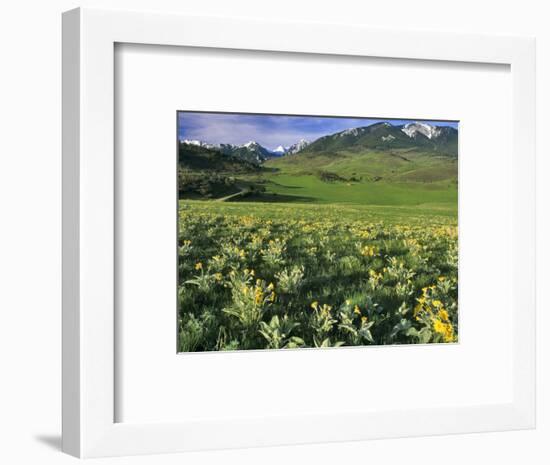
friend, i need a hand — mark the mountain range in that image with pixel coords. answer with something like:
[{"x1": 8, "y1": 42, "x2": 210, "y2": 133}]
[
  {"x1": 271, "y1": 139, "x2": 312, "y2": 156},
  {"x1": 180, "y1": 138, "x2": 313, "y2": 163},
  {"x1": 180, "y1": 139, "x2": 272, "y2": 164},
  {"x1": 300, "y1": 122, "x2": 457, "y2": 157},
  {"x1": 180, "y1": 121, "x2": 457, "y2": 167}
]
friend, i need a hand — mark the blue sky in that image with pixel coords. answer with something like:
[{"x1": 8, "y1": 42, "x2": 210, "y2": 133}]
[{"x1": 178, "y1": 111, "x2": 459, "y2": 150}]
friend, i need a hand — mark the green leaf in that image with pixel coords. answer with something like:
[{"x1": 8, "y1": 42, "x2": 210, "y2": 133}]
[{"x1": 418, "y1": 327, "x2": 432, "y2": 344}]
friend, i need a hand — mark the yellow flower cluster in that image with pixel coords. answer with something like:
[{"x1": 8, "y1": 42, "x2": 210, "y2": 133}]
[
  {"x1": 414, "y1": 285, "x2": 455, "y2": 343},
  {"x1": 252, "y1": 279, "x2": 275, "y2": 306},
  {"x1": 360, "y1": 245, "x2": 377, "y2": 257}
]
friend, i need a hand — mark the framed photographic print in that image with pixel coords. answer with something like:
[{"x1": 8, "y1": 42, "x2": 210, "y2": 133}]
[{"x1": 62, "y1": 7, "x2": 536, "y2": 458}]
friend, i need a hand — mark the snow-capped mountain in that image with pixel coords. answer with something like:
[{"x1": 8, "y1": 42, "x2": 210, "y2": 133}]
[
  {"x1": 272, "y1": 145, "x2": 288, "y2": 155},
  {"x1": 332, "y1": 121, "x2": 446, "y2": 142},
  {"x1": 181, "y1": 139, "x2": 198, "y2": 145},
  {"x1": 337, "y1": 127, "x2": 367, "y2": 138},
  {"x1": 401, "y1": 122, "x2": 442, "y2": 140},
  {"x1": 181, "y1": 139, "x2": 213, "y2": 148},
  {"x1": 242, "y1": 141, "x2": 261, "y2": 149},
  {"x1": 181, "y1": 139, "x2": 238, "y2": 152},
  {"x1": 180, "y1": 137, "x2": 313, "y2": 162},
  {"x1": 299, "y1": 121, "x2": 458, "y2": 157},
  {"x1": 231, "y1": 141, "x2": 273, "y2": 163},
  {"x1": 269, "y1": 140, "x2": 311, "y2": 156},
  {"x1": 180, "y1": 139, "x2": 273, "y2": 164},
  {"x1": 286, "y1": 139, "x2": 311, "y2": 155}
]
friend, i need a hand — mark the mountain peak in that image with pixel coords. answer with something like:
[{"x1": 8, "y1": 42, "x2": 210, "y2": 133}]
[
  {"x1": 243, "y1": 140, "x2": 260, "y2": 148},
  {"x1": 401, "y1": 122, "x2": 441, "y2": 140},
  {"x1": 287, "y1": 139, "x2": 310, "y2": 155},
  {"x1": 369, "y1": 122, "x2": 392, "y2": 129},
  {"x1": 181, "y1": 139, "x2": 204, "y2": 146},
  {"x1": 272, "y1": 145, "x2": 288, "y2": 154},
  {"x1": 338, "y1": 127, "x2": 366, "y2": 137}
]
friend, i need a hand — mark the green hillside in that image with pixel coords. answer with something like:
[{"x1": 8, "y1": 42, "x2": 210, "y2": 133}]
[
  {"x1": 301, "y1": 122, "x2": 458, "y2": 157},
  {"x1": 178, "y1": 143, "x2": 260, "y2": 173},
  {"x1": 178, "y1": 122, "x2": 458, "y2": 209},
  {"x1": 265, "y1": 149, "x2": 457, "y2": 182},
  {"x1": 247, "y1": 174, "x2": 457, "y2": 210}
]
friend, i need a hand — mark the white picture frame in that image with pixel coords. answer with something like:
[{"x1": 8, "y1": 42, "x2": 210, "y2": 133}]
[{"x1": 62, "y1": 7, "x2": 536, "y2": 458}]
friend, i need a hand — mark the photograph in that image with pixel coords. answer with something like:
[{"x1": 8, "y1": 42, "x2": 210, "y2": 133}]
[{"x1": 177, "y1": 111, "x2": 458, "y2": 352}]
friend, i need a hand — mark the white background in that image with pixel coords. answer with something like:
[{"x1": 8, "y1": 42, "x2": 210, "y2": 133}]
[
  {"x1": 116, "y1": 44, "x2": 512, "y2": 423},
  {"x1": 0, "y1": 0, "x2": 548, "y2": 464}
]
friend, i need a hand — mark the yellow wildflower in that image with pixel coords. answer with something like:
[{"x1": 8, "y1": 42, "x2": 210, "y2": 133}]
[
  {"x1": 254, "y1": 287, "x2": 263, "y2": 305},
  {"x1": 354, "y1": 305, "x2": 361, "y2": 315},
  {"x1": 360, "y1": 245, "x2": 376, "y2": 257},
  {"x1": 433, "y1": 319, "x2": 446, "y2": 334},
  {"x1": 433, "y1": 318, "x2": 454, "y2": 343},
  {"x1": 194, "y1": 262, "x2": 203, "y2": 271}
]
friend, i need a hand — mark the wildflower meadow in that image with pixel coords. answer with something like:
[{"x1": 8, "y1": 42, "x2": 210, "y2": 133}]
[{"x1": 178, "y1": 202, "x2": 458, "y2": 351}]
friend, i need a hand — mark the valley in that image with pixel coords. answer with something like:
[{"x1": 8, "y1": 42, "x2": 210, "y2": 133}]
[{"x1": 178, "y1": 121, "x2": 458, "y2": 212}]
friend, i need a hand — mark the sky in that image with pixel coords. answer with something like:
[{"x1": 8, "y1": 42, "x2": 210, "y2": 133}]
[{"x1": 177, "y1": 111, "x2": 459, "y2": 150}]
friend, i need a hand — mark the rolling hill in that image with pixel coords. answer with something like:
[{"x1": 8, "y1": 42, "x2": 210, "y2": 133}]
[{"x1": 264, "y1": 122, "x2": 458, "y2": 184}]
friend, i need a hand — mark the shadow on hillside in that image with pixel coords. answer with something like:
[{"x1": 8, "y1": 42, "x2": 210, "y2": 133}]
[
  {"x1": 265, "y1": 180, "x2": 304, "y2": 189},
  {"x1": 229, "y1": 193, "x2": 316, "y2": 203}
]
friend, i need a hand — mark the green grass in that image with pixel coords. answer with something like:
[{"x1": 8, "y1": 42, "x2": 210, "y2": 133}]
[
  {"x1": 265, "y1": 149, "x2": 457, "y2": 181},
  {"x1": 229, "y1": 147, "x2": 460, "y2": 207},
  {"x1": 240, "y1": 173, "x2": 457, "y2": 209},
  {"x1": 181, "y1": 199, "x2": 456, "y2": 223}
]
